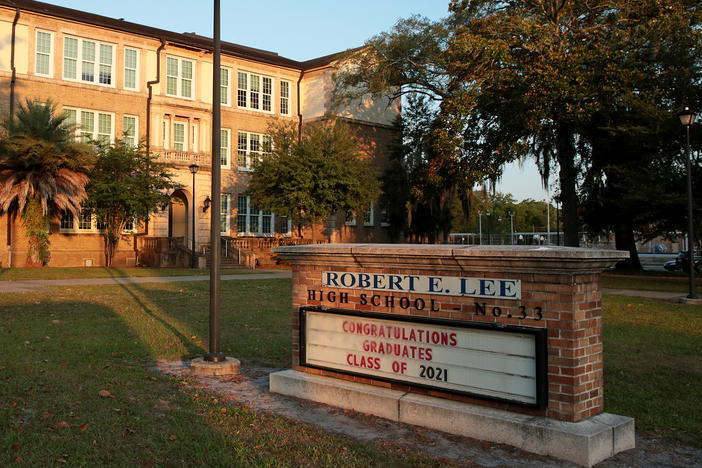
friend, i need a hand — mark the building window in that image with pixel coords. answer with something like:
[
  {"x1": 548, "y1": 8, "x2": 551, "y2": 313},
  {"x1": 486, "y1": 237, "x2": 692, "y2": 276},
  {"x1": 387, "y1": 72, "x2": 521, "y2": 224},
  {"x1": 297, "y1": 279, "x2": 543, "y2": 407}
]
[
  {"x1": 221, "y1": 128, "x2": 230, "y2": 168},
  {"x1": 221, "y1": 68, "x2": 230, "y2": 106},
  {"x1": 236, "y1": 196, "x2": 288, "y2": 236},
  {"x1": 64, "y1": 107, "x2": 114, "y2": 144},
  {"x1": 221, "y1": 194, "x2": 231, "y2": 234},
  {"x1": 123, "y1": 115, "x2": 137, "y2": 146},
  {"x1": 345, "y1": 210, "x2": 356, "y2": 226},
  {"x1": 166, "y1": 57, "x2": 193, "y2": 99},
  {"x1": 162, "y1": 119, "x2": 169, "y2": 149},
  {"x1": 60, "y1": 210, "x2": 74, "y2": 230},
  {"x1": 237, "y1": 131, "x2": 272, "y2": 171},
  {"x1": 78, "y1": 209, "x2": 92, "y2": 230},
  {"x1": 237, "y1": 71, "x2": 273, "y2": 112},
  {"x1": 63, "y1": 36, "x2": 114, "y2": 86},
  {"x1": 280, "y1": 80, "x2": 290, "y2": 115},
  {"x1": 124, "y1": 47, "x2": 139, "y2": 90},
  {"x1": 60, "y1": 209, "x2": 135, "y2": 233},
  {"x1": 35, "y1": 30, "x2": 53, "y2": 77},
  {"x1": 173, "y1": 122, "x2": 186, "y2": 150},
  {"x1": 191, "y1": 123, "x2": 199, "y2": 153},
  {"x1": 380, "y1": 203, "x2": 390, "y2": 227},
  {"x1": 362, "y1": 203, "x2": 374, "y2": 227}
]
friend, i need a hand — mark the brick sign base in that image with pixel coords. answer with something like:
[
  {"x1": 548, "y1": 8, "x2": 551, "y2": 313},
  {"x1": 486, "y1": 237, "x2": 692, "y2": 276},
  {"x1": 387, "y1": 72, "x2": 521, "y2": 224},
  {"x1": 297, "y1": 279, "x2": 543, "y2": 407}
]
[{"x1": 271, "y1": 244, "x2": 635, "y2": 466}]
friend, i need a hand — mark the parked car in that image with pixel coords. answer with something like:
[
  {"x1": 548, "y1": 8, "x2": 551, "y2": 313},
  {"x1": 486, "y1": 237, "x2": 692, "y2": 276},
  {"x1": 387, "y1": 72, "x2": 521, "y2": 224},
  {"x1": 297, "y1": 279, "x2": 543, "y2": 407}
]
[
  {"x1": 673, "y1": 251, "x2": 702, "y2": 273},
  {"x1": 664, "y1": 259, "x2": 681, "y2": 271}
]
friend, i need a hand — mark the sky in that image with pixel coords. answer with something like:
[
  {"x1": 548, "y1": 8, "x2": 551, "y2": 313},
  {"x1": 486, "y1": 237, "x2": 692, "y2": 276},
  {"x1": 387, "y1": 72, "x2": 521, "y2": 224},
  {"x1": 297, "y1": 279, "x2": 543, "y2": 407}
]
[{"x1": 48, "y1": 0, "x2": 552, "y2": 202}]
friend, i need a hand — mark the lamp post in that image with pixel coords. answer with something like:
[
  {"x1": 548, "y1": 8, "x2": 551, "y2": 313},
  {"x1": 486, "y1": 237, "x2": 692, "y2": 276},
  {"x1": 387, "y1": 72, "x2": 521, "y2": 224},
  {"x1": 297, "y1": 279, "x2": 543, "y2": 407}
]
[
  {"x1": 189, "y1": 163, "x2": 199, "y2": 268},
  {"x1": 478, "y1": 211, "x2": 482, "y2": 245},
  {"x1": 679, "y1": 107, "x2": 697, "y2": 299},
  {"x1": 508, "y1": 211, "x2": 514, "y2": 245},
  {"x1": 486, "y1": 211, "x2": 491, "y2": 245}
]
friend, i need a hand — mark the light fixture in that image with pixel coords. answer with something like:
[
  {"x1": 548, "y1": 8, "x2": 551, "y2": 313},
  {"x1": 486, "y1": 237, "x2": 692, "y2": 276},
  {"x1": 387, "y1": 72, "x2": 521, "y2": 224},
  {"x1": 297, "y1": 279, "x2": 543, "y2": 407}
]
[
  {"x1": 203, "y1": 196, "x2": 211, "y2": 213},
  {"x1": 189, "y1": 163, "x2": 200, "y2": 175},
  {"x1": 678, "y1": 107, "x2": 697, "y2": 127}
]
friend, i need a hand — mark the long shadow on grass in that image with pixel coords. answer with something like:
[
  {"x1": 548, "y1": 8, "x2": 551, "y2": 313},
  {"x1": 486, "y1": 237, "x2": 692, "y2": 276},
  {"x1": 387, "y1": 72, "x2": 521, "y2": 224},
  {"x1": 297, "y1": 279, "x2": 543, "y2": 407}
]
[{"x1": 106, "y1": 268, "x2": 205, "y2": 360}]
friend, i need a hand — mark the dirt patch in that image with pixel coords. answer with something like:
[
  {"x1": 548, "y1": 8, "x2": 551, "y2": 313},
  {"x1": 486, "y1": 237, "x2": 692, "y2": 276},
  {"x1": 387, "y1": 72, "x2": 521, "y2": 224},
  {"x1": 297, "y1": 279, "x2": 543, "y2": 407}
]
[{"x1": 155, "y1": 360, "x2": 702, "y2": 467}]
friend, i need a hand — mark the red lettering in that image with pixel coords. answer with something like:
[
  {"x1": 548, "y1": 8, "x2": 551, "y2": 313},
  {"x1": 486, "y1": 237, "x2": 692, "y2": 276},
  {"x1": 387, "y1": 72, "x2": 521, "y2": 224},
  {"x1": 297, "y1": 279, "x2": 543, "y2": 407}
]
[{"x1": 449, "y1": 333, "x2": 457, "y2": 347}]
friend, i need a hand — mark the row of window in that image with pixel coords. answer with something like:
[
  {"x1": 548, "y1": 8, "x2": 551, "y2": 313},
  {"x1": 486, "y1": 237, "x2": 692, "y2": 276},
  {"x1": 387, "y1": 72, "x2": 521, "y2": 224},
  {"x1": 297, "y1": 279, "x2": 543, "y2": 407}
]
[
  {"x1": 59, "y1": 197, "x2": 387, "y2": 237},
  {"x1": 35, "y1": 30, "x2": 292, "y2": 115}
]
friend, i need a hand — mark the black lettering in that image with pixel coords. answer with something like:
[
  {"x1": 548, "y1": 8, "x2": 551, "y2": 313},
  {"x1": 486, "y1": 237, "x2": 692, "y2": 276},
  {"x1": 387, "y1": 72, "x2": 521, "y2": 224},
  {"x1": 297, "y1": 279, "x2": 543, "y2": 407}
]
[
  {"x1": 475, "y1": 302, "x2": 487, "y2": 316},
  {"x1": 492, "y1": 306, "x2": 502, "y2": 317},
  {"x1": 339, "y1": 292, "x2": 349, "y2": 304},
  {"x1": 414, "y1": 298, "x2": 425, "y2": 310},
  {"x1": 371, "y1": 295, "x2": 381, "y2": 306},
  {"x1": 519, "y1": 305, "x2": 527, "y2": 319},
  {"x1": 360, "y1": 293, "x2": 367, "y2": 305},
  {"x1": 431, "y1": 298, "x2": 439, "y2": 311},
  {"x1": 385, "y1": 295, "x2": 395, "y2": 308},
  {"x1": 535, "y1": 307, "x2": 543, "y2": 321},
  {"x1": 327, "y1": 291, "x2": 336, "y2": 302},
  {"x1": 419, "y1": 365, "x2": 426, "y2": 378},
  {"x1": 307, "y1": 289, "x2": 316, "y2": 301},
  {"x1": 400, "y1": 297, "x2": 410, "y2": 309}
]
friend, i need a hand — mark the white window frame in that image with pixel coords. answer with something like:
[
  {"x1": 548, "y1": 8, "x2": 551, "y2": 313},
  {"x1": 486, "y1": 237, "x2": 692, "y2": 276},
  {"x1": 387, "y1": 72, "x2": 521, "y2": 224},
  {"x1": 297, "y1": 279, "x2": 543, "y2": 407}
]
[
  {"x1": 345, "y1": 210, "x2": 357, "y2": 226},
  {"x1": 237, "y1": 131, "x2": 272, "y2": 171},
  {"x1": 237, "y1": 71, "x2": 273, "y2": 113},
  {"x1": 60, "y1": 209, "x2": 136, "y2": 234},
  {"x1": 123, "y1": 115, "x2": 138, "y2": 147},
  {"x1": 162, "y1": 119, "x2": 169, "y2": 150},
  {"x1": 236, "y1": 195, "x2": 281, "y2": 236},
  {"x1": 166, "y1": 56, "x2": 194, "y2": 99},
  {"x1": 220, "y1": 128, "x2": 231, "y2": 169},
  {"x1": 173, "y1": 121, "x2": 187, "y2": 151},
  {"x1": 63, "y1": 107, "x2": 115, "y2": 144},
  {"x1": 380, "y1": 204, "x2": 391, "y2": 227},
  {"x1": 62, "y1": 35, "x2": 115, "y2": 87},
  {"x1": 363, "y1": 203, "x2": 374, "y2": 227},
  {"x1": 123, "y1": 47, "x2": 139, "y2": 91},
  {"x1": 191, "y1": 123, "x2": 199, "y2": 153},
  {"x1": 280, "y1": 79, "x2": 291, "y2": 116},
  {"x1": 220, "y1": 194, "x2": 231, "y2": 234},
  {"x1": 221, "y1": 67, "x2": 231, "y2": 106},
  {"x1": 35, "y1": 30, "x2": 54, "y2": 77}
]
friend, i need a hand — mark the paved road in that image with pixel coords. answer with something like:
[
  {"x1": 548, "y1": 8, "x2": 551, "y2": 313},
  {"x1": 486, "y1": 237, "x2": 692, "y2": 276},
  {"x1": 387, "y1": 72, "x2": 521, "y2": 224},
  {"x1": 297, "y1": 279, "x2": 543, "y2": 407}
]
[{"x1": 0, "y1": 271, "x2": 292, "y2": 293}]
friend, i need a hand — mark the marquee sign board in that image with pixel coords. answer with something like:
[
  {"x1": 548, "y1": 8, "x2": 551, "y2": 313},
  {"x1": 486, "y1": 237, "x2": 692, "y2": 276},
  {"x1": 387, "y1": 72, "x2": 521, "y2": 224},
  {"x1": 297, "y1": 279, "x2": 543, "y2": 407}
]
[{"x1": 300, "y1": 307, "x2": 547, "y2": 408}]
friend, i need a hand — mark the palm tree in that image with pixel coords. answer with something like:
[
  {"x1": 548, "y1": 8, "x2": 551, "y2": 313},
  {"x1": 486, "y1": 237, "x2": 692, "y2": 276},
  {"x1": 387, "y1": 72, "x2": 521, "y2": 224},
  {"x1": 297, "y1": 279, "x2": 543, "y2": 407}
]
[{"x1": 0, "y1": 99, "x2": 94, "y2": 265}]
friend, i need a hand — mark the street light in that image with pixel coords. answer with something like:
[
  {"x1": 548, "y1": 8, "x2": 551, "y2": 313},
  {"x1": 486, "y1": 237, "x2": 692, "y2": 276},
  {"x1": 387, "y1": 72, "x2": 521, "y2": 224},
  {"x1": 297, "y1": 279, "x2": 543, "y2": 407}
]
[
  {"x1": 189, "y1": 163, "x2": 199, "y2": 268},
  {"x1": 508, "y1": 211, "x2": 514, "y2": 245},
  {"x1": 678, "y1": 107, "x2": 697, "y2": 299},
  {"x1": 486, "y1": 211, "x2": 491, "y2": 245}
]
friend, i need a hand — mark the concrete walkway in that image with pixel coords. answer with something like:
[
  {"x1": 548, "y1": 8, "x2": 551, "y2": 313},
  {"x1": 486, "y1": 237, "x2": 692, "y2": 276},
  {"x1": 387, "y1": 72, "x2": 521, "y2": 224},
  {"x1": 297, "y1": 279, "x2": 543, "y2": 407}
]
[
  {"x1": 602, "y1": 288, "x2": 686, "y2": 301},
  {"x1": 0, "y1": 271, "x2": 292, "y2": 293}
]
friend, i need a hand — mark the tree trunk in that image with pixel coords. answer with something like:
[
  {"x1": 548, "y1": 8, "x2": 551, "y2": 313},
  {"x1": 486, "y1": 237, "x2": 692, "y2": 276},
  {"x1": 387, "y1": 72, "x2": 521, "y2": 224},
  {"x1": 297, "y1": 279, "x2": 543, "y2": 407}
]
[
  {"x1": 614, "y1": 221, "x2": 642, "y2": 270},
  {"x1": 556, "y1": 124, "x2": 580, "y2": 247}
]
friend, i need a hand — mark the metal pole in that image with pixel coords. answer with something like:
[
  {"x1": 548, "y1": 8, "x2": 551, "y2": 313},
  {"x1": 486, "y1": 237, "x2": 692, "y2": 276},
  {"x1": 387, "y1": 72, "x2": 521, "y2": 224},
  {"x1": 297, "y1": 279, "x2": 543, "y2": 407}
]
[
  {"x1": 478, "y1": 212, "x2": 482, "y2": 245},
  {"x1": 510, "y1": 212, "x2": 514, "y2": 245},
  {"x1": 206, "y1": 0, "x2": 225, "y2": 362},
  {"x1": 191, "y1": 171, "x2": 196, "y2": 268},
  {"x1": 685, "y1": 124, "x2": 696, "y2": 299}
]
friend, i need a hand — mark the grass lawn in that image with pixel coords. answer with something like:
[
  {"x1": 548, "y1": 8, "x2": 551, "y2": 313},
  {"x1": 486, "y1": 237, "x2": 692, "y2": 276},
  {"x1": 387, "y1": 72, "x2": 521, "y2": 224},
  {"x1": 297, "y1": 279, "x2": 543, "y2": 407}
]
[
  {"x1": 0, "y1": 267, "x2": 275, "y2": 281},
  {"x1": 0, "y1": 279, "x2": 433, "y2": 466},
  {"x1": 1, "y1": 278, "x2": 700, "y2": 465},
  {"x1": 602, "y1": 294, "x2": 702, "y2": 447},
  {"x1": 602, "y1": 270, "x2": 702, "y2": 293}
]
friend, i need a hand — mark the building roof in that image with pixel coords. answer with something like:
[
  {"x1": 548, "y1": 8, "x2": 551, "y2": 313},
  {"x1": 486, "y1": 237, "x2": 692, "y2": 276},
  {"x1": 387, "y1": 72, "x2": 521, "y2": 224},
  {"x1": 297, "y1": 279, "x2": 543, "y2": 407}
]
[{"x1": 0, "y1": 0, "x2": 350, "y2": 70}]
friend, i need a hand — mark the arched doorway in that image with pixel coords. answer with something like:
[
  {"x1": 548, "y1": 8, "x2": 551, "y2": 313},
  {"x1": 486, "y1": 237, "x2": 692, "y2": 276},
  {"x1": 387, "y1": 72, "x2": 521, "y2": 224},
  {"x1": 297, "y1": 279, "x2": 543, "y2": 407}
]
[{"x1": 169, "y1": 190, "x2": 190, "y2": 247}]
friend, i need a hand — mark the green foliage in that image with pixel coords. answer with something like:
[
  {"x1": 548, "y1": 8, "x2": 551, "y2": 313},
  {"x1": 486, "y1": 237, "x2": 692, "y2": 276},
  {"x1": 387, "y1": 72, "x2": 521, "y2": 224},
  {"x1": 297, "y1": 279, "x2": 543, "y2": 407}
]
[
  {"x1": 22, "y1": 197, "x2": 50, "y2": 265},
  {"x1": 337, "y1": 0, "x2": 702, "y2": 248},
  {"x1": 85, "y1": 139, "x2": 179, "y2": 266},
  {"x1": 245, "y1": 120, "x2": 379, "y2": 236},
  {"x1": 0, "y1": 99, "x2": 94, "y2": 265}
]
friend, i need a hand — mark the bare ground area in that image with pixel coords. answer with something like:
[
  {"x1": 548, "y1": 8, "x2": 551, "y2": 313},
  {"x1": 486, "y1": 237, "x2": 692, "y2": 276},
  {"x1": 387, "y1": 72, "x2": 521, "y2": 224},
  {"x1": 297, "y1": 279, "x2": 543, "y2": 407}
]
[{"x1": 155, "y1": 360, "x2": 702, "y2": 467}]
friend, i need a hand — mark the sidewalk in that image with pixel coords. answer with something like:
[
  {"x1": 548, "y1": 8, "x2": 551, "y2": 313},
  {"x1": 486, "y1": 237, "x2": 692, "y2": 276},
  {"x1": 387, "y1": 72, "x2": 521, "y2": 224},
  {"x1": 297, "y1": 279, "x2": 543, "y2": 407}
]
[{"x1": 0, "y1": 271, "x2": 292, "y2": 293}]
